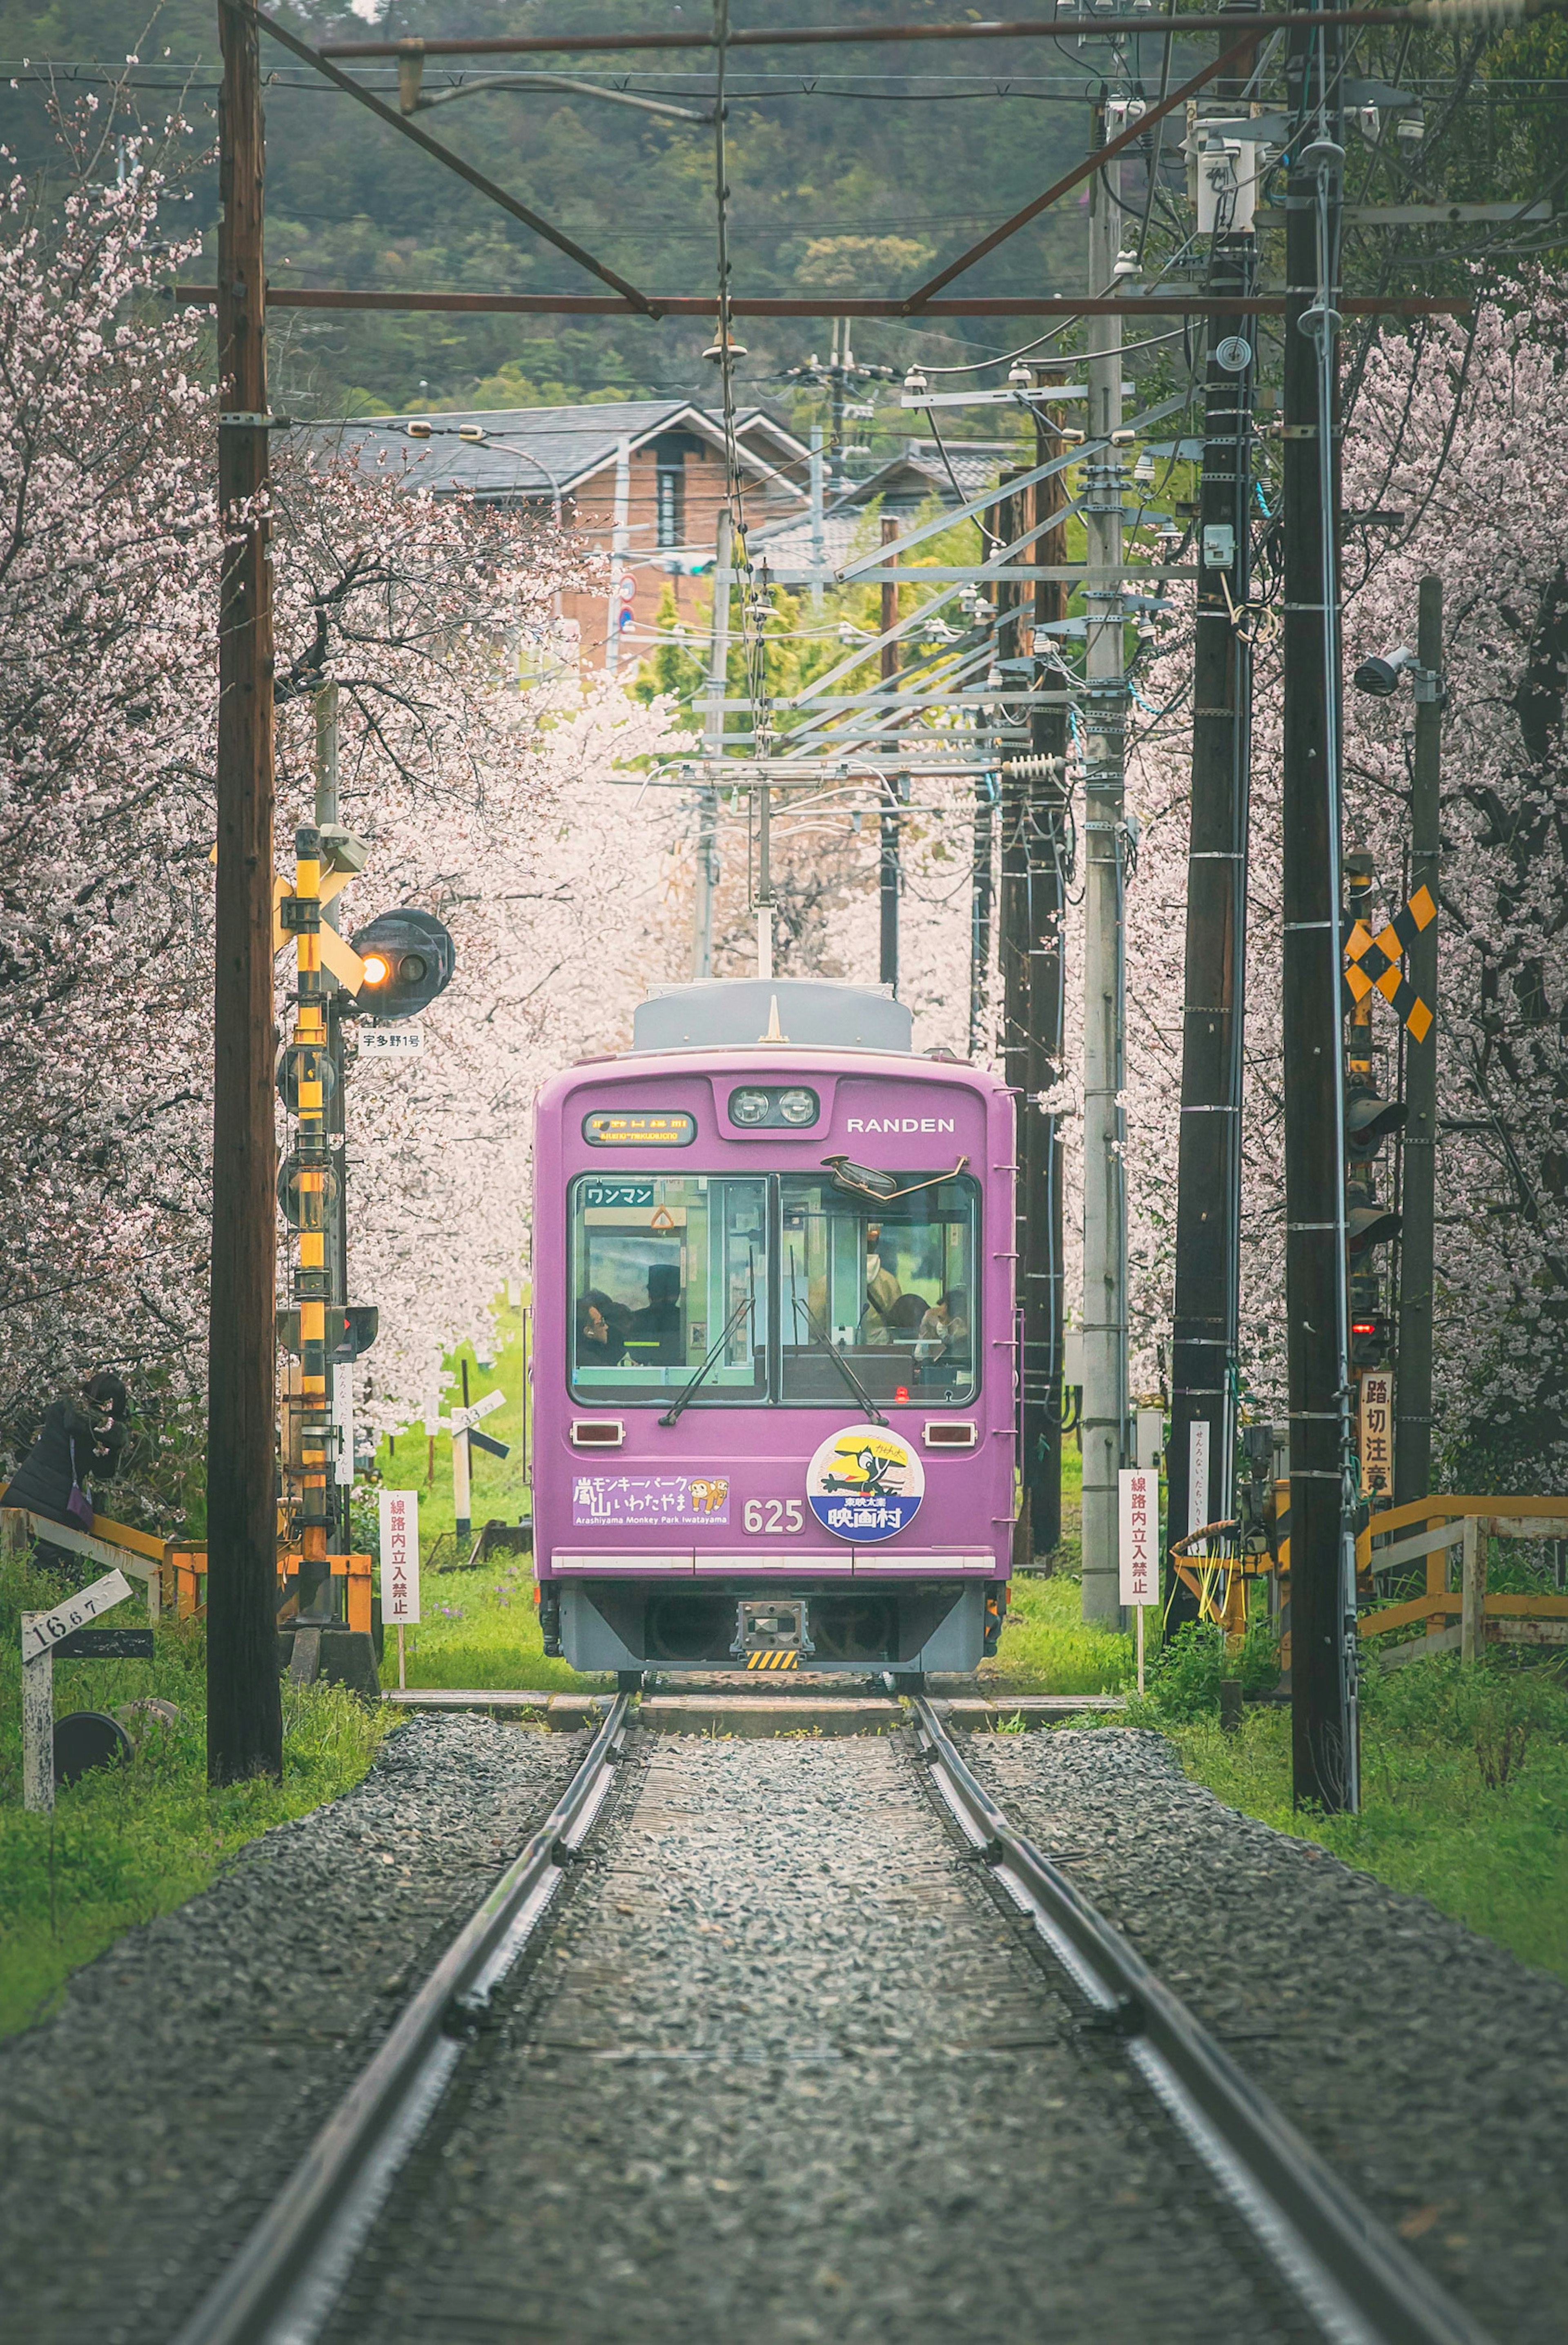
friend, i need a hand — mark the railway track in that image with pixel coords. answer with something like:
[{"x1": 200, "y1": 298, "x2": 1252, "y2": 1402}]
[{"x1": 171, "y1": 1697, "x2": 1492, "y2": 2345}]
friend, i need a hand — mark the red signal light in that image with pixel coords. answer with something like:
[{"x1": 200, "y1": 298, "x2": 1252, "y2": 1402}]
[
  {"x1": 895, "y1": 1385, "x2": 909, "y2": 1403},
  {"x1": 1351, "y1": 1319, "x2": 1377, "y2": 1335}
]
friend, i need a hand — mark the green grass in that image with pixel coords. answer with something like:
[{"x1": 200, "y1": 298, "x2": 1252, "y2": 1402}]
[
  {"x1": 1151, "y1": 1660, "x2": 1568, "y2": 1985},
  {"x1": 0, "y1": 1548, "x2": 389, "y2": 2040},
  {"x1": 982, "y1": 1448, "x2": 1135, "y2": 1694},
  {"x1": 373, "y1": 1296, "x2": 532, "y2": 1554},
  {"x1": 985, "y1": 1572, "x2": 1133, "y2": 1694},
  {"x1": 384, "y1": 1556, "x2": 610, "y2": 1694}
]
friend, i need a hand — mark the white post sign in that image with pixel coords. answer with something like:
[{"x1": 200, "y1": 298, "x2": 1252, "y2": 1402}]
[
  {"x1": 379, "y1": 1490, "x2": 421, "y2": 1624},
  {"x1": 20, "y1": 1568, "x2": 133, "y2": 1813},
  {"x1": 332, "y1": 1365, "x2": 354, "y2": 1488},
  {"x1": 379, "y1": 1488, "x2": 421, "y2": 1691},
  {"x1": 1187, "y1": 1419, "x2": 1211, "y2": 1540},
  {"x1": 21, "y1": 1568, "x2": 133, "y2": 1664},
  {"x1": 447, "y1": 1387, "x2": 506, "y2": 1436},
  {"x1": 1119, "y1": 1467, "x2": 1158, "y2": 1696}
]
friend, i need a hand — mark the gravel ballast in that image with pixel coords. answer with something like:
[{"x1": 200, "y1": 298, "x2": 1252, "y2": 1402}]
[
  {"x1": 969, "y1": 1726, "x2": 1568, "y2": 2345},
  {"x1": 325, "y1": 1731, "x2": 1305, "y2": 2345},
  {"x1": 0, "y1": 1714, "x2": 584, "y2": 2345}
]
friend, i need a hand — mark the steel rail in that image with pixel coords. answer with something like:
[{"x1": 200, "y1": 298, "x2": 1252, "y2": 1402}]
[
  {"x1": 909, "y1": 1695, "x2": 1496, "y2": 2345},
  {"x1": 171, "y1": 1692, "x2": 632, "y2": 2345}
]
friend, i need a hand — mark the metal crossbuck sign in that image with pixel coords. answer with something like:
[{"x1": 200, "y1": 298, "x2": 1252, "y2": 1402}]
[{"x1": 1343, "y1": 884, "x2": 1436, "y2": 1042}]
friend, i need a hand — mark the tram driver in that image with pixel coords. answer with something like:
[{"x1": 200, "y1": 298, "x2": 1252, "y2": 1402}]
[{"x1": 860, "y1": 1222, "x2": 902, "y2": 1345}]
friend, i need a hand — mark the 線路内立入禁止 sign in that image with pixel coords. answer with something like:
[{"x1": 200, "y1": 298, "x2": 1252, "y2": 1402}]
[
  {"x1": 379, "y1": 1489, "x2": 421, "y2": 1626},
  {"x1": 1118, "y1": 1470, "x2": 1157, "y2": 1609}
]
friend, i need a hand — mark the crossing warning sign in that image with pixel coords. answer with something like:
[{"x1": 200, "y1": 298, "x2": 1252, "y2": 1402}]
[{"x1": 1344, "y1": 884, "x2": 1435, "y2": 1042}]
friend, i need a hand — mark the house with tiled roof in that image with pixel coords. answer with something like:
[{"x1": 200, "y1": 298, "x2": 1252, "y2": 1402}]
[{"x1": 290, "y1": 398, "x2": 810, "y2": 666}]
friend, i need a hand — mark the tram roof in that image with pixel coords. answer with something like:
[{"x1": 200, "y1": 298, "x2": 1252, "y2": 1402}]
[{"x1": 630, "y1": 980, "x2": 911, "y2": 1055}]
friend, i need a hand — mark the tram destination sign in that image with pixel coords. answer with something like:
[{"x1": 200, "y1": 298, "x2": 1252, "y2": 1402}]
[{"x1": 582, "y1": 1110, "x2": 696, "y2": 1149}]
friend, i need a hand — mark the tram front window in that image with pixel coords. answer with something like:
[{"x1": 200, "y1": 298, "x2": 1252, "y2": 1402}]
[
  {"x1": 779, "y1": 1172, "x2": 978, "y2": 1406},
  {"x1": 569, "y1": 1175, "x2": 768, "y2": 1402}
]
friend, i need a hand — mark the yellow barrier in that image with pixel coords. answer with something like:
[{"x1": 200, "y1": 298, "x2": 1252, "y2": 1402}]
[{"x1": 1360, "y1": 1499, "x2": 1568, "y2": 1663}]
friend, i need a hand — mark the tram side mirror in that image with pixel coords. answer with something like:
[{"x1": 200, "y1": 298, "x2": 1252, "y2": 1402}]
[{"x1": 822, "y1": 1154, "x2": 900, "y2": 1200}]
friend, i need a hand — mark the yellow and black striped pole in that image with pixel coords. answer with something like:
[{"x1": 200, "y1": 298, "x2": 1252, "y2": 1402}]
[{"x1": 291, "y1": 823, "x2": 334, "y2": 1615}]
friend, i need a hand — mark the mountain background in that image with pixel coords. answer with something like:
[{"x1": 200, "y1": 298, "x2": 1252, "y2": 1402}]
[{"x1": 0, "y1": 1, "x2": 1559, "y2": 445}]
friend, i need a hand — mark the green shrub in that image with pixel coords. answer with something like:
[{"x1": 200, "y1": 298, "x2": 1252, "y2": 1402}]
[{"x1": 1136, "y1": 1617, "x2": 1281, "y2": 1723}]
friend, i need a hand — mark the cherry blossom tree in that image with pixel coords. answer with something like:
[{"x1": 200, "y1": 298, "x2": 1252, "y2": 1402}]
[
  {"x1": 0, "y1": 126, "x2": 690, "y2": 1503},
  {"x1": 1120, "y1": 280, "x2": 1568, "y2": 1484}
]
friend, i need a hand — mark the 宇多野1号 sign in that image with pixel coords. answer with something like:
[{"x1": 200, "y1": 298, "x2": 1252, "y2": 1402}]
[
  {"x1": 806, "y1": 1423, "x2": 924, "y2": 1544},
  {"x1": 572, "y1": 1474, "x2": 730, "y2": 1527}
]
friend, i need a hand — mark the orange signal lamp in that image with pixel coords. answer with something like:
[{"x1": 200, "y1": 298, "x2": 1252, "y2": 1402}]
[{"x1": 361, "y1": 952, "x2": 391, "y2": 987}]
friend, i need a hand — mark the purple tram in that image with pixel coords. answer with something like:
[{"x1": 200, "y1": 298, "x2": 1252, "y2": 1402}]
[{"x1": 531, "y1": 978, "x2": 1017, "y2": 1681}]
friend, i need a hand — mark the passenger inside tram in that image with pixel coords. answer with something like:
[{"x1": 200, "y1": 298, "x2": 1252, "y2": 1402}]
[
  {"x1": 575, "y1": 1290, "x2": 630, "y2": 1366},
  {"x1": 914, "y1": 1287, "x2": 970, "y2": 1367}
]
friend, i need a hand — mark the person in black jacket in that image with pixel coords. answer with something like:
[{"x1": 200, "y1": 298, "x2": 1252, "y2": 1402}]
[{"x1": 4, "y1": 1370, "x2": 129, "y2": 1525}]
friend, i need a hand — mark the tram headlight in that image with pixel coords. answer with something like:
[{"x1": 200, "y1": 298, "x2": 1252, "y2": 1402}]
[
  {"x1": 731, "y1": 1088, "x2": 770, "y2": 1126},
  {"x1": 777, "y1": 1087, "x2": 816, "y2": 1125}
]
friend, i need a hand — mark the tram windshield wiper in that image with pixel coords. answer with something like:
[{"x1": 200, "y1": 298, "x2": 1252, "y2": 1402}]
[
  {"x1": 786, "y1": 1247, "x2": 888, "y2": 1427},
  {"x1": 658, "y1": 1256, "x2": 756, "y2": 1427}
]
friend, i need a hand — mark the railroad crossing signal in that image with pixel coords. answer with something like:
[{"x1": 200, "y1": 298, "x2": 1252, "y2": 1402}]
[
  {"x1": 349, "y1": 908, "x2": 455, "y2": 1020},
  {"x1": 1343, "y1": 884, "x2": 1436, "y2": 1041}
]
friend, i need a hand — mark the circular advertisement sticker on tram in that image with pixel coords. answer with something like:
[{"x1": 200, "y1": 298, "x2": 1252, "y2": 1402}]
[{"x1": 806, "y1": 1422, "x2": 925, "y2": 1543}]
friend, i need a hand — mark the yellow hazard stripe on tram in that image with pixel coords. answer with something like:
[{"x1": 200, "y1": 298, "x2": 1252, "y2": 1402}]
[{"x1": 746, "y1": 1649, "x2": 800, "y2": 1670}]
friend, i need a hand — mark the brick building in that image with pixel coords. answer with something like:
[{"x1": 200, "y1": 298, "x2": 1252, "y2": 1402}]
[{"x1": 295, "y1": 399, "x2": 810, "y2": 670}]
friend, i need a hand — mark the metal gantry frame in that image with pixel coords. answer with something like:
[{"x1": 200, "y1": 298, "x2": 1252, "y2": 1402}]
[{"x1": 197, "y1": 0, "x2": 1529, "y2": 1779}]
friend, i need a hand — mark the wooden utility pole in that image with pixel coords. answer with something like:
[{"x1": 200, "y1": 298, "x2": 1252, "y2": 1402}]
[
  {"x1": 998, "y1": 462, "x2": 1057, "y2": 1562},
  {"x1": 879, "y1": 513, "x2": 902, "y2": 992},
  {"x1": 1165, "y1": 4, "x2": 1261, "y2": 1628},
  {"x1": 207, "y1": 0, "x2": 282, "y2": 1784},
  {"x1": 1394, "y1": 576, "x2": 1443, "y2": 1503},
  {"x1": 1281, "y1": 1, "x2": 1357, "y2": 1811}
]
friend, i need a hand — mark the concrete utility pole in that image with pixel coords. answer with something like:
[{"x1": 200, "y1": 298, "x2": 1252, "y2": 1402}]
[
  {"x1": 1080, "y1": 113, "x2": 1129, "y2": 1623},
  {"x1": 1394, "y1": 575, "x2": 1443, "y2": 1502},
  {"x1": 208, "y1": 0, "x2": 282, "y2": 1784},
  {"x1": 829, "y1": 318, "x2": 848, "y2": 495},
  {"x1": 879, "y1": 513, "x2": 902, "y2": 993},
  {"x1": 1027, "y1": 403, "x2": 1071, "y2": 1559},
  {"x1": 692, "y1": 506, "x2": 731, "y2": 981},
  {"x1": 997, "y1": 462, "x2": 1056, "y2": 1562},
  {"x1": 808, "y1": 423, "x2": 825, "y2": 613},
  {"x1": 1166, "y1": 7, "x2": 1261, "y2": 1628},
  {"x1": 1281, "y1": 1, "x2": 1358, "y2": 1810}
]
